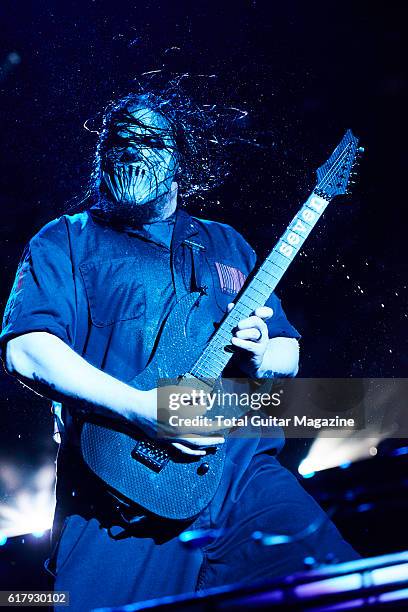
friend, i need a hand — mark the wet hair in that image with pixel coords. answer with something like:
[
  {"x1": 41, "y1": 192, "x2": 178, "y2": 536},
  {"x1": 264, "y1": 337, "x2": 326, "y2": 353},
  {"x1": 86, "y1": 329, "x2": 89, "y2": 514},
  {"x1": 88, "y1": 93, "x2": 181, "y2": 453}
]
[{"x1": 87, "y1": 76, "x2": 237, "y2": 205}]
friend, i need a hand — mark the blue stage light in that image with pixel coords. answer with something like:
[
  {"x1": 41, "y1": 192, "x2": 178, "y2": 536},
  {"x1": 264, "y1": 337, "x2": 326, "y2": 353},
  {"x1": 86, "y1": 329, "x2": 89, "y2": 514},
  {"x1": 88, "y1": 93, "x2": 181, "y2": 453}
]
[
  {"x1": 357, "y1": 503, "x2": 374, "y2": 513},
  {"x1": 392, "y1": 446, "x2": 408, "y2": 456}
]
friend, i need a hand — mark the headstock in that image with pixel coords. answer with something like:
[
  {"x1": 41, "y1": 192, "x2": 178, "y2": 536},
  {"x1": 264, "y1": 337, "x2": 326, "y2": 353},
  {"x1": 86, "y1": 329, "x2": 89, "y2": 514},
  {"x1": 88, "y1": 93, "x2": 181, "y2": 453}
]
[{"x1": 315, "y1": 129, "x2": 364, "y2": 199}]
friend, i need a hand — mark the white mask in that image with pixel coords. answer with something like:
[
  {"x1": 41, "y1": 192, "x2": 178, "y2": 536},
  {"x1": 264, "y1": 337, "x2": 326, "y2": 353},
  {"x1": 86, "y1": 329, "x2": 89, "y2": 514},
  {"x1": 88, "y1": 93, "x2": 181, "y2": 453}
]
[{"x1": 102, "y1": 106, "x2": 178, "y2": 207}]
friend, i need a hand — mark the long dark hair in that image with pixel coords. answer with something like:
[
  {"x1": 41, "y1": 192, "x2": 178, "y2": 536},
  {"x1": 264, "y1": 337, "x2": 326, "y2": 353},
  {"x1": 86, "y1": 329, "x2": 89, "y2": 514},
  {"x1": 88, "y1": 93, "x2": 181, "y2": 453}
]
[{"x1": 86, "y1": 76, "x2": 241, "y2": 206}]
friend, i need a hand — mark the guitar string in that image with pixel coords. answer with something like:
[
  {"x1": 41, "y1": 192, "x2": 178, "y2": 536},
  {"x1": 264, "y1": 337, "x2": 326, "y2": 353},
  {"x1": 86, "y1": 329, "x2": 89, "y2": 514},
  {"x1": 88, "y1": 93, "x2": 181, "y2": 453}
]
[
  {"x1": 315, "y1": 141, "x2": 354, "y2": 191},
  {"x1": 191, "y1": 144, "x2": 354, "y2": 378},
  {"x1": 192, "y1": 140, "x2": 357, "y2": 378}
]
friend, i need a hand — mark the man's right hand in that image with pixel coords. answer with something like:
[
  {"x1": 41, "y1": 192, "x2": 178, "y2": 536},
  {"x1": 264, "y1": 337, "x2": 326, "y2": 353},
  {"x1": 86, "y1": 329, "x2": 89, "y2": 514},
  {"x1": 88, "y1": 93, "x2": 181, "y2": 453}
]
[
  {"x1": 5, "y1": 332, "x2": 224, "y2": 456},
  {"x1": 133, "y1": 387, "x2": 225, "y2": 456}
]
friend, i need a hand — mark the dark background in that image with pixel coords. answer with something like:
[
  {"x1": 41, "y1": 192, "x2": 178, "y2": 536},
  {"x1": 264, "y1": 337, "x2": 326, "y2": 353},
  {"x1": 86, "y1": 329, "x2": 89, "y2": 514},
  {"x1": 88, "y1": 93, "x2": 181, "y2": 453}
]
[{"x1": 0, "y1": 0, "x2": 407, "y2": 591}]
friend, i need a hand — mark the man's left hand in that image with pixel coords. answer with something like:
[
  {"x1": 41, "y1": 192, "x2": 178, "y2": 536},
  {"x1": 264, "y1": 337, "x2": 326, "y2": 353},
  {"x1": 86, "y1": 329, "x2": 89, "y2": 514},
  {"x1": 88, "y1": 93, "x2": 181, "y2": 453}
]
[{"x1": 228, "y1": 303, "x2": 273, "y2": 376}]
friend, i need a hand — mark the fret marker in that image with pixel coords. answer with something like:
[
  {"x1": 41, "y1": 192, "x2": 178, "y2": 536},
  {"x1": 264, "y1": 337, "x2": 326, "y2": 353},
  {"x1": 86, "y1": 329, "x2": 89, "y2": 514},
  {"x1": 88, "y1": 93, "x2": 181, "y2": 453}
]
[
  {"x1": 309, "y1": 195, "x2": 327, "y2": 212},
  {"x1": 279, "y1": 242, "x2": 294, "y2": 258},
  {"x1": 287, "y1": 232, "x2": 301, "y2": 246},
  {"x1": 301, "y1": 208, "x2": 316, "y2": 224},
  {"x1": 292, "y1": 219, "x2": 308, "y2": 234}
]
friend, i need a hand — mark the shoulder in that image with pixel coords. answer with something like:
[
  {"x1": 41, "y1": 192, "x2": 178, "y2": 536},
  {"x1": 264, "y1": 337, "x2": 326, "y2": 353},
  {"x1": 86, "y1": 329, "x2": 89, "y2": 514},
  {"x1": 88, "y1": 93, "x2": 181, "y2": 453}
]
[
  {"x1": 30, "y1": 211, "x2": 93, "y2": 246},
  {"x1": 192, "y1": 214, "x2": 255, "y2": 254},
  {"x1": 192, "y1": 214, "x2": 257, "y2": 269},
  {"x1": 192, "y1": 215, "x2": 243, "y2": 238}
]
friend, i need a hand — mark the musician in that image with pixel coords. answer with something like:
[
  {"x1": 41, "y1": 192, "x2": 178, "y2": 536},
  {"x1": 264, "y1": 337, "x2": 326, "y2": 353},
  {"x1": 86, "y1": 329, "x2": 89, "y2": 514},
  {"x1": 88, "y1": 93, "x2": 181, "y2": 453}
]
[{"x1": 0, "y1": 90, "x2": 358, "y2": 611}]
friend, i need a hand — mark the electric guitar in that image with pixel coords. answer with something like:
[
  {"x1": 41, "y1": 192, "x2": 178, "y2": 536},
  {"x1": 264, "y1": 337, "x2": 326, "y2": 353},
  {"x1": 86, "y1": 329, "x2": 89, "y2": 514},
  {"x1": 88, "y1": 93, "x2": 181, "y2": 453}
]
[{"x1": 80, "y1": 129, "x2": 363, "y2": 520}]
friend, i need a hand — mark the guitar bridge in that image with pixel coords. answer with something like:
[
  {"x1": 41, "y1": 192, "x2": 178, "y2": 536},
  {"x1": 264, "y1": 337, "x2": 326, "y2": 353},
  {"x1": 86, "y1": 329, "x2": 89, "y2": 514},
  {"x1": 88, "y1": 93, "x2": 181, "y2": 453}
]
[{"x1": 131, "y1": 440, "x2": 169, "y2": 473}]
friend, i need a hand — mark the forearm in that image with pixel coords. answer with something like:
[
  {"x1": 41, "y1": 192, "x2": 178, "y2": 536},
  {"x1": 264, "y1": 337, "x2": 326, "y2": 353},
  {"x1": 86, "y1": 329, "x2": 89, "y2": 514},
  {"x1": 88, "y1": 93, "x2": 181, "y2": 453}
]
[
  {"x1": 4, "y1": 331, "x2": 148, "y2": 423},
  {"x1": 256, "y1": 337, "x2": 299, "y2": 378}
]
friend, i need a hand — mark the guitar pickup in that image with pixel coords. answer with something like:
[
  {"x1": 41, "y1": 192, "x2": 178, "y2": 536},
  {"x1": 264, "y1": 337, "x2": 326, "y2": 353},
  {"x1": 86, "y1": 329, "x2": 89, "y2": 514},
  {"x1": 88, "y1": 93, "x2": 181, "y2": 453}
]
[{"x1": 131, "y1": 440, "x2": 170, "y2": 473}]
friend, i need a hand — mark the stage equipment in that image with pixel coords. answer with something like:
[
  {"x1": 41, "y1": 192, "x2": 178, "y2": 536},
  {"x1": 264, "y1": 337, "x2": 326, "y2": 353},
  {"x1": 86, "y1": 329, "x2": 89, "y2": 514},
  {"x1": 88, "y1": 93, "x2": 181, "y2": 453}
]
[{"x1": 93, "y1": 551, "x2": 408, "y2": 611}]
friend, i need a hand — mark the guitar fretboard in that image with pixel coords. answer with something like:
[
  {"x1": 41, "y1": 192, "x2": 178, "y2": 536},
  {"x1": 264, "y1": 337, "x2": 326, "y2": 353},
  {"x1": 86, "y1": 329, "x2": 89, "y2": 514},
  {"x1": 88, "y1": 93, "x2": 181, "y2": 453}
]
[{"x1": 189, "y1": 191, "x2": 330, "y2": 381}]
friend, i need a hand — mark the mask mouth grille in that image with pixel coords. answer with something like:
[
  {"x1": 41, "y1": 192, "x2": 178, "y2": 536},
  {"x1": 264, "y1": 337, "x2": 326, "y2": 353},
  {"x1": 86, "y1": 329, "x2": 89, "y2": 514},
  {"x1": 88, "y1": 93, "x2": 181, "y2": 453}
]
[{"x1": 114, "y1": 164, "x2": 146, "y2": 178}]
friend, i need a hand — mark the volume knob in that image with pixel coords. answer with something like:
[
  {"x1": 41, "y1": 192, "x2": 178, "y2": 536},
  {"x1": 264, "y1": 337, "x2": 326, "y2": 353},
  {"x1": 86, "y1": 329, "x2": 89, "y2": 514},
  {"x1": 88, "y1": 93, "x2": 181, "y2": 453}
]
[{"x1": 197, "y1": 462, "x2": 210, "y2": 475}]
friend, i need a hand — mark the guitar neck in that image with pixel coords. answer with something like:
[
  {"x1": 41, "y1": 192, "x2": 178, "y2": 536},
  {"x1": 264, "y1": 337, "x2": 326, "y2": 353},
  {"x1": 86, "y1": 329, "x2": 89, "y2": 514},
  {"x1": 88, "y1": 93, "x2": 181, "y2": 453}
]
[{"x1": 189, "y1": 190, "x2": 331, "y2": 381}]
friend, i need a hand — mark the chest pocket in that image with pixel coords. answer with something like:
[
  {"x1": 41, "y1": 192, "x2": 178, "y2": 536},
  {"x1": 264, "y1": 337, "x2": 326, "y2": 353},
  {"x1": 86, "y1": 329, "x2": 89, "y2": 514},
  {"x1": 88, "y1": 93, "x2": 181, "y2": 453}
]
[
  {"x1": 79, "y1": 258, "x2": 145, "y2": 327},
  {"x1": 205, "y1": 256, "x2": 248, "y2": 312}
]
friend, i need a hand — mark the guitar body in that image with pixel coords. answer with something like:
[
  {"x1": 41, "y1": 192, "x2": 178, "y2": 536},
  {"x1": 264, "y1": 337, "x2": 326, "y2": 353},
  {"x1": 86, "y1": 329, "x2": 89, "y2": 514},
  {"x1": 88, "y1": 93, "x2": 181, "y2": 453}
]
[
  {"x1": 80, "y1": 129, "x2": 362, "y2": 521},
  {"x1": 81, "y1": 291, "x2": 227, "y2": 521}
]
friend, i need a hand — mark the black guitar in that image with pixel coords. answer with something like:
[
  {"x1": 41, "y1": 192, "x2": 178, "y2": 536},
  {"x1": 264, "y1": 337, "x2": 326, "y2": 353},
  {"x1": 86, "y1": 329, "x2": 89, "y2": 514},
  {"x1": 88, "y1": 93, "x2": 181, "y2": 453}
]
[{"x1": 80, "y1": 130, "x2": 363, "y2": 520}]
